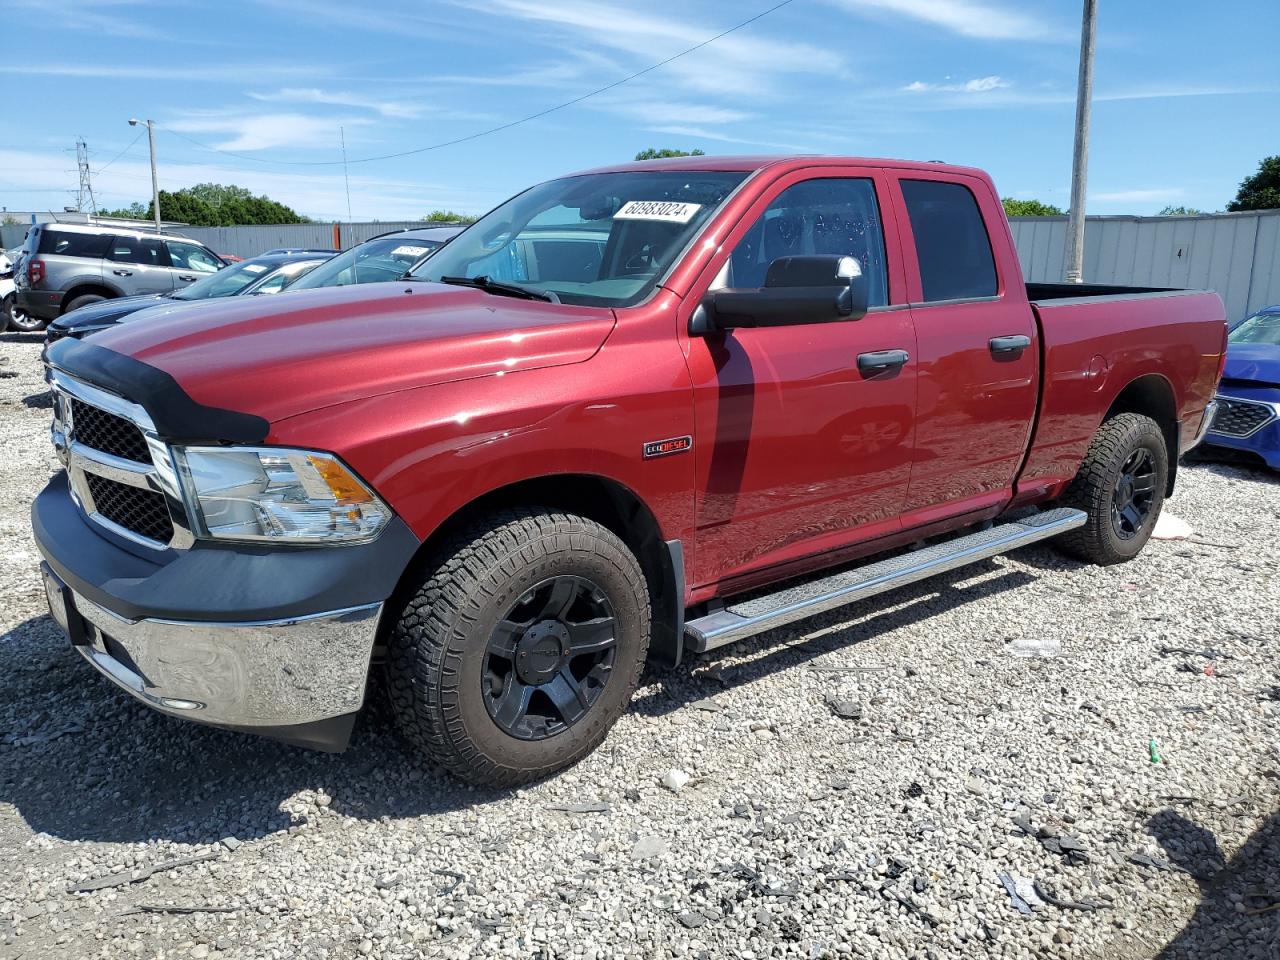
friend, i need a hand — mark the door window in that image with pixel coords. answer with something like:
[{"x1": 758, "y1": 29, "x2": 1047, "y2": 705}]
[
  {"x1": 167, "y1": 241, "x2": 222, "y2": 273},
  {"x1": 900, "y1": 180, "x2": 997, "y2": 302},
  {"x1": 37, "y1": 229, "x2": 111, "y2": 259},
  {"x1": 108, "y1": 236, "x2": 168, "y2": 267},
  {"x1": 717, "y1": 178, "x2": 889, "y2": 307}
]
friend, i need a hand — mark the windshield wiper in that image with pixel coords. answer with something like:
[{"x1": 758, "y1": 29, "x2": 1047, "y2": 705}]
[{"x1": 437, "y1": 275, "x2": 559, "y2": 303}]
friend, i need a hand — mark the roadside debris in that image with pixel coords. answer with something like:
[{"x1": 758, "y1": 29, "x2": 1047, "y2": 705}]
[
  {"x1": 1152, "y1": 512, "x2": 1193, "y2": 540},
  {"x1": 119, "y1": 904, "x2": 241, "y2": 917},
  {"x1": 546, "y1": 802, "x2": 612, "y2": 814},
  {"x1": 689, "y1": 697, "x2": 724, "y2": 713},
  {"x1": 68, "y1": 851, "x2": 221, "y2": 894},
  {"x1": 825, "y1": 695, "x2": 863, "y2": 720},
  {"x1": 1149, "y1": 739, "x2": 1162, "y2": 764},
  {"x1": 1007, "y1": 634, "x2": 1062, "y2": 658},
  {"x1": 433, "y1": 869, "x2": 464, "y2": 896},
  {"x1": 1033, "y1": 881, "x2": 1106, "y2": 912},
  {"x1": 998, "y1": 871, "x2": 1044, "y2": 915},
  {"x1": 661, "y1": 769, "x2": 692, "y2": 793}
]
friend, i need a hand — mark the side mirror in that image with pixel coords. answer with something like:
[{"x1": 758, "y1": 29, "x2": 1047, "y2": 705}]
[{"x1": 693, "y1": 254, "x2": 869, "y2": 333}]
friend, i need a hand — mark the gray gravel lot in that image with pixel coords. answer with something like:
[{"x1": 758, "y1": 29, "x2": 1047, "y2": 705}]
[{"x1": 1, "y1": 331, "x2": 1277, "y2": 960}]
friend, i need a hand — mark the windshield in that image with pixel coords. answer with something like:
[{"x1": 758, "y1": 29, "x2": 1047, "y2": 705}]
[
  {"x1": 1229, "y1": 312, "x2": 1280, "y2": 346},
  {"x1": 290, "y1": 236, "x2": 444, "y2": 289},
  {"x1": 172, "y1": 259, "x2": 274, "y2": 300},
  {"x1": 408, "y1": 170, "x2": 749, "y2": 307}
]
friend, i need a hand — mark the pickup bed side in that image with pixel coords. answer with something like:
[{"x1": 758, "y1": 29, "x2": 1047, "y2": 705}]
[{"x1": 1018, "y1": 288, "x2": 1227, "y2": 501}]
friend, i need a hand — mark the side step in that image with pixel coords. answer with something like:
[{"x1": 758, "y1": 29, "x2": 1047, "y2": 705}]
[{"x1": 683, "y1": 507, "x2": 1086, "y2": 653}]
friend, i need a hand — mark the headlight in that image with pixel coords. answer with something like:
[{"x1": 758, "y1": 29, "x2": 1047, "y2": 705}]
[{"x1": 174, "y1": 446, "x2": 391, "y2": 543}]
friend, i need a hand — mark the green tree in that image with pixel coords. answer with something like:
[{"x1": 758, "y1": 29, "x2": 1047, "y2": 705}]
[
  {"x1": 1227, "y1": 156, "x2": 1280, "y2": 212},
  {"x1": 97, "y1": 201, "x2": 148, "y2": 220},
  {"x1": 421, "y1": 210, "x2": 476, "y2": 223},
  {"x1": 634, "y1": 147, "x2": 706, "y2": 161},
  {"x1": 103, "y1": 184, "x2": 308, "y2": 226},
  {"x1": 1156, "y1": 205, "x2": 1204, "y2": 216},
  {"x1": 1001, "y1": 198, "x2": 1064, "y2": 217}
]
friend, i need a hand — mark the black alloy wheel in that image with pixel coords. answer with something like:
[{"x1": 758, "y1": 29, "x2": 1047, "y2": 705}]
[
  {"x1": 1111, "y1": 447, "x2": 1157, "y2": 540},
  {"x1": 482, "y1": 575, "x2": 617, "y2": 740}
]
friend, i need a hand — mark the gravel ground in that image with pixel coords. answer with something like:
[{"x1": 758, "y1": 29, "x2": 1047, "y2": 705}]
[{"x1": 1, "y1": 331, "x2": 1278, "y2": 960}]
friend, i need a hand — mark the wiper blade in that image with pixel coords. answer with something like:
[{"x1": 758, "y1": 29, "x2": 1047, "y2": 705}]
[{"x1": 437, "y1": 275, "x2": 559, "y2": 303}]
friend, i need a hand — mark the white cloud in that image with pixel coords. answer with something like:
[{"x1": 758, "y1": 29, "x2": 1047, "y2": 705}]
[
  {"x1": 831, "y1": 0, "x2": 1062, "y2": 40},
  {"x1": 469, "y1": 0, "x2": 843, "y2": 98},
  {"x1": 167, "y1": 113, "x2": 371, "y2": 153},
  {"x1": 248, "y1": 88, "x2": 423, "y2": 119},
  {"x1": 0, "y1": 149, "x2": 489, "y2": 222},
  {"x1": 904, "y1": 75, "x2": 1009, "y2": 93},
  {"x1": 610, "y1": 101, "x2": 754, "y2": 126},
  {"x1": 0, "y1": 61, "x2": 324, "y2": 82},
  {"x1": 644, "y1": 125, "x2": 815, "y2": 153}
]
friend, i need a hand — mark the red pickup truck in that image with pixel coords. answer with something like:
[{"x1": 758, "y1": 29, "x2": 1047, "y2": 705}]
[{"x1": 34, "y1": 156, "x2": 1226, "y2": 784}]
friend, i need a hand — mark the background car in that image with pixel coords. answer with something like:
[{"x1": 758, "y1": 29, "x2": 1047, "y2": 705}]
[
  {"x1": 1, "y1": 246, "x2": 36, "y2": 332},
  {"x1": 286, "y1": 226, "x2": 462, "y2": 290},
  {"x1": 1203, "y1": 306, "x2": 1280, "y2": 470},
  {"x1": 45, "y1": 250, "x2": 333, "y2": 341},
  {"x1": 13, "y1": 223, "x2": 228, "y2": 331}
]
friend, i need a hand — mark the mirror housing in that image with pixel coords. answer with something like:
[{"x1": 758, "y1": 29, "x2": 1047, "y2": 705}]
[{"x1": 695, "y1": 254, "x2": 869, "y2": 332}]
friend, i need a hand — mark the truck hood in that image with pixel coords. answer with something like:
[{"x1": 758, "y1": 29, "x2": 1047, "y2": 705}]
[
  {"x1": 90, "y1": 282, "x2": 616, "y2": 425},
  {"x1": 1223, "y1": 341, "x2": 1280, "y2": 388}
]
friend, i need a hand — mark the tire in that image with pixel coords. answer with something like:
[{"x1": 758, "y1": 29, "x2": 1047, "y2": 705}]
[
  {"x1": 63, "y1": 293, "x2": 107, "y2": 316},
  {"x1": 0, "y1": 295, "x2": 11, "y2": 333},
  {"x1": 5, "y1": 293, "x2": 44, "y2": 332},
  {"x1": 1056, "y1": 412, "x2": 1168, "y2": 566},
  {"x1": 386, "y1": 508, "x2": 651, "y2": 786}
]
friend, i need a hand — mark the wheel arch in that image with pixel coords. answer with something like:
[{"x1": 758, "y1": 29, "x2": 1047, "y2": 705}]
[
  {"x1": 1103, "y1": 373, "x2": 1179, "y2": 495},
  {"x1": 60, "y1": 283, "x2": 119, "y2": 314},
  {"x1": 388, "y1": 473, "x2": 686, "y2": 669}
]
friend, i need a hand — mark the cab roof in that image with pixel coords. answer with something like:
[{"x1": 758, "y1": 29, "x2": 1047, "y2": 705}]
[{"x1": 564, "y1": 154, "x2": 989, "y2": 180}]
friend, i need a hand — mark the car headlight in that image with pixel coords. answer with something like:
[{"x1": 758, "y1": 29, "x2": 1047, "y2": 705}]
[{"x1": 174, "y1": 446, "x2": 391, "y2": 543}]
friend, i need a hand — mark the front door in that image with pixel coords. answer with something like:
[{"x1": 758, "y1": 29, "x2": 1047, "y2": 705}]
[
  {"x1": 892, "y1": 175, "x2": 1039, "y2": 523},
  {"x1": 683, "y1": 171, "x2": 917, "y2": 589}
]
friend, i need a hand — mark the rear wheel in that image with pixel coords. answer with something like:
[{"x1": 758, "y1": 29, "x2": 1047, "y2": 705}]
[
  {"x1": 62, "y1": 293, "x2": 106, "y2": 316},
  {"x1": 1056, "y1": 412, "x2": 1168, "y2": 565},
  {"x1": 5, "y1": 294, "x2": 43, "y2": 332},
  {"x1": 385, "y1": 508, "x2": 650, "y2": 786}
]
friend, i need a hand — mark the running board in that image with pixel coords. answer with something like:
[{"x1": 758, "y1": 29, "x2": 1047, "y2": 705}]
[{"x1": 683, "y1": 508, "x2": 1086, "y2": 653}]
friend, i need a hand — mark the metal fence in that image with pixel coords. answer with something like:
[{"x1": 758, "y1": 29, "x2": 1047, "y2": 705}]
[
  {"x1": 5, "y1": 210, "x2": 1279, "y2": 322},
  {"x1": 1009, "y1": 209, "x2": 1280, "y2": 322},
  {"x1": 177, "y1": 222, "x2": 443, "y2": 258}
]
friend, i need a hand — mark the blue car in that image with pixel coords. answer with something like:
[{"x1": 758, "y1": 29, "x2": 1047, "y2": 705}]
[{"x1": 1204, "y1": 306, "x2": 1280, "y2": 470}]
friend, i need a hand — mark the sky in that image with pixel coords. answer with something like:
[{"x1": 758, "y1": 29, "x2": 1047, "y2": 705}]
[{"x1": 1, "y1": 0, "x2": 1277, "y2": 222}]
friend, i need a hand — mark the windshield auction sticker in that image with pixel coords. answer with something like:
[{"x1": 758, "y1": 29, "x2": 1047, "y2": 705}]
[{"x1": 614, "y1": 200, "x2": 702, "y2": 223}]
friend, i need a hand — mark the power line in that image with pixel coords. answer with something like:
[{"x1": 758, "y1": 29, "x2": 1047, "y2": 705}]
[
  {"x1": 160, "y1": 0, "x2": 798, "y2": 168},
  {"x1": 94, "y1": 129, "x2": 146, "y2": 175}
]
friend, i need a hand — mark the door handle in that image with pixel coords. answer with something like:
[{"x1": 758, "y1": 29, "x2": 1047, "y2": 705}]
[
  {"x1": 177, "y1": 274, "x2": 197, "y2": 281},
  {"x1": 112, "y1": 269, "x2": 133, "y2": 277},
  {"x1": 989, "y1": 335, "x2": 1031, "y2": 355},
  {"x1": 857, "y1": 349, "x2": 910, "y2": 374}
]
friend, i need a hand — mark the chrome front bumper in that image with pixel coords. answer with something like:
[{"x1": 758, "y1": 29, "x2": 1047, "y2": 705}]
[{"x1": 42, "y1": 562, "x2": 381, "y2": 731}]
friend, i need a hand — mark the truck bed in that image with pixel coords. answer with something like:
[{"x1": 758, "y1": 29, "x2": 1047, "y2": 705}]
[{"x1": 1017, "y1": 285, "x2": 1227, "y2": 496}]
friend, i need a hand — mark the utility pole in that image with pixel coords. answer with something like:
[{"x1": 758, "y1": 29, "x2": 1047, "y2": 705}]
[
  {"x1": 129, "y1": 118, "x2": 161, "y2": 232},
  {"x1": 340, "y1": 125, "x2": 353, "y2": 223},
  {"x1": 1064, "y1": 0, "x2": 1097, "y2": 283},
  {"x1": 75, "y1": 138, "x2": 97, "y2": 215}
]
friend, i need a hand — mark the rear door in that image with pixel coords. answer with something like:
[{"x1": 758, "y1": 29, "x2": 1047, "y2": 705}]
[
  {"x1": 165, "y1": 240, "x2": 223, "y2": 290},
  {"x1": 890, "y1": 173, "x2": 1039, "y2": 524},
  {"x1": 683, "y1": 168, "x2": 918, "y2": 588},
  {"x1": 107, "y1": 235, "x2": 173, "y2": 296}
]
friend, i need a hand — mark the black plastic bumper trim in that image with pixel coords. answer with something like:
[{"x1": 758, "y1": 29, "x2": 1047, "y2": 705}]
[{"x1": 45, "y1": 337, "x2": 270, "y2": 444}]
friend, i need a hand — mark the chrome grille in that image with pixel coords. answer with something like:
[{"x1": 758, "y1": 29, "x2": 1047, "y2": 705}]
[
  {"x1": 69, "y1": 397, "x2": 153, "y2": 464},
  {"x1": 1209, "y1": 398, "x2": 1276, "y2": 438},
  {"x1": 47, "y1": 369, "x2": 193, "y2": 551},
  {"x1": 84, "y1": 473, "x2": 175, "y2": 544}
]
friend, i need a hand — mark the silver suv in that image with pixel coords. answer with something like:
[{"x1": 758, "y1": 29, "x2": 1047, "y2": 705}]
[{"x1": 14, "y1": 223, "x2": 226, "y2": 329}]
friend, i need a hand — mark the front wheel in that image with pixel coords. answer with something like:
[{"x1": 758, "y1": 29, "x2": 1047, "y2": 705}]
[
  {"x1": 1056, "y1": 412, "x2": 1169, "y2": 565},
  {"x1": 385, "y1": 508, "x2": 651, "y2": 786}
]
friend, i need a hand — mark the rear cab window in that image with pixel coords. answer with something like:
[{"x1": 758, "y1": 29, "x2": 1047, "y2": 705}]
[
  {"x1": 900, "y1": 179, "x2": 998, "y2": 302},
  {"x1": 37, "y1": 230, "x2": 112, "y2": 260}
]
